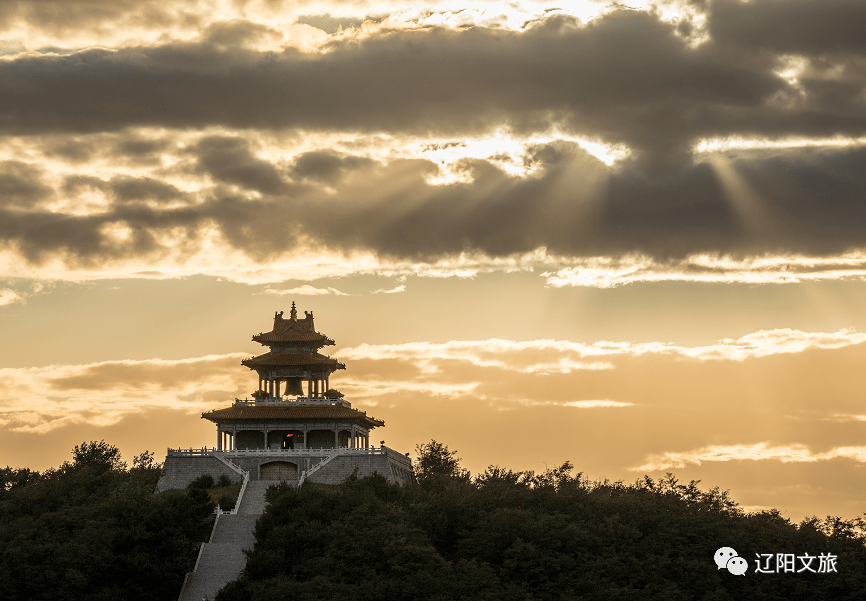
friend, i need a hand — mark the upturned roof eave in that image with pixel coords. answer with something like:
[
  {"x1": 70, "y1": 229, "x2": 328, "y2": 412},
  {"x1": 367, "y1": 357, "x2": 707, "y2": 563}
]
[
  {"x1": 240, "y1": 350, "x2": 346, "y2": 369},
  {"x1": 251, "y1": 333, "x2": 336, "y2": 345},
  {"x1": 201, "y1": 408, "x2": 384, "y2": 428}
]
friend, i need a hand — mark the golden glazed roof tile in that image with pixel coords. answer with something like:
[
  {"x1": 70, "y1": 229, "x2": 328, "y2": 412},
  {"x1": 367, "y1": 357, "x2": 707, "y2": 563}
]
[
  {"x1": 253, "y1": 306, "x2": 335, "y2": 345},
  {"x1": 202, "y1": 404, "x2": 384, "y2": 427},
  {"x1": 241, "y1": 350, "x2": 346, "y2": 369},
  {"x1": 253, "y1": 329, "x2": 333, "y2": 344}
]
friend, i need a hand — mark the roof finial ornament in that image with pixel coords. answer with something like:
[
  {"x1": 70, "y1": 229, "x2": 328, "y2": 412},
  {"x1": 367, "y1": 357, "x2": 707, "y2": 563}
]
[{"x1": 290, "y1": 301, "x2": 297, "y2": 320}]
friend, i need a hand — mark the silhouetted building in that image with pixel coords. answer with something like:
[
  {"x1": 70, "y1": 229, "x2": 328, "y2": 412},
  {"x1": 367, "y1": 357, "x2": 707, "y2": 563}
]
[{"x1": 157, "y1": 305, "x2": 412, "y2": 490}]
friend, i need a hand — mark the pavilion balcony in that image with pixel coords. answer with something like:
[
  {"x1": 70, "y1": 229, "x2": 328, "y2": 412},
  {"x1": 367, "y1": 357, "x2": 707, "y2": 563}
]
[
  {"x1": 166, "y1": 445, "x2": 413, "y2": 469},
  {"x1": 232, "y1": 396, "x2": 351, "y2": 408}
]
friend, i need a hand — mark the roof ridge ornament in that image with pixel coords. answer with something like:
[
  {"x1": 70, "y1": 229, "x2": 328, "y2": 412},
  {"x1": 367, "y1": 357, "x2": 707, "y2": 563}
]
[{"x1": 290, "y1": 301, "x2": 298, "y2": 320}]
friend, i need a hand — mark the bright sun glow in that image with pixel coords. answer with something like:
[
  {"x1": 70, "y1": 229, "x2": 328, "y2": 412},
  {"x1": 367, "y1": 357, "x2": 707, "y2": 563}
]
[
  {"x1": 417, "y1": 128, "x2": 630, "y2": 184},
  {"x1": 695, "y1": 135, "x2": 866, "y2": 154}
]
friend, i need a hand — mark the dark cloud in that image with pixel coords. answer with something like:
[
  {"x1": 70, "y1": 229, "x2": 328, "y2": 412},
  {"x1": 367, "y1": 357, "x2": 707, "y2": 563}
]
[
  {"x1": 114, "y1": 136, "x2": 171, "y2": 159},
  {"x1": 193, "y1": 136, "x2": 291, "y2": 195},
  {"x1": 3, "y1": 142, "x2": 866, "y2": 265},
  {"x1": 290, "y1": 151, "x2": 375, "y2": 184},
  {"x1": 43, "y1": 138, "x2": 98, "y2": 163},
  {"x1": 2, "y1": 7, "x2": 866, "y2": 267},
  {"x1": 0, "y1": 201, "x2": 203, "y2": 265},
  {"x1": 62, "y1": 174, "x2": 105, "y2": 197},
  {"x1": 0, "y1": 161, "x2": 52, "y2": 208},
  {"x1": 108, "y1": 175, "x2": 187, "y2": 204},
  {"x1": 0, "y1": 0, "x2": 196, "y2": 38},
  {"x1": 0, "y1": 211, "x2": 109, "y2": 264},
  {"x1": 709, "y1": 0, "x2": 866, "y2": 56},
  {"x1": 0, "y1": 10, "x2": 798, "y2": 172}
]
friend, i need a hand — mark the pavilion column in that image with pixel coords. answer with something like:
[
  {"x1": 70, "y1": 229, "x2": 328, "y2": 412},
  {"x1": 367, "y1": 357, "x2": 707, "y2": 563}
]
[
  {"x1": 217, "y1": 428, "x2": 222, "y2": 451},
  {"x1": 264, "y1": 425, "x2": 268, "y2": 449},
  {"x1": 276, "y1": 379, "x2": 281, "y2": 398},
  {"x1": 231, "y1": 426, "x2": 236, "y2": 451},
  {"x1": 334, "y1": 429, "x2": 339, "y2": 448},
  {"x1": 326, "y1": 376, "x2": 329, "y2": 392},
  {"x1": 307, "y1": 377, "x2": 312, "y2": 398}
]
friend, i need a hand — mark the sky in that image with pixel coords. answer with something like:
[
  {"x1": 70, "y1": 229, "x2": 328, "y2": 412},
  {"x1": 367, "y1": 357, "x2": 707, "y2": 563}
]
[{"x1": 1, "y1": 0, "x2": 865, "y2": 520}]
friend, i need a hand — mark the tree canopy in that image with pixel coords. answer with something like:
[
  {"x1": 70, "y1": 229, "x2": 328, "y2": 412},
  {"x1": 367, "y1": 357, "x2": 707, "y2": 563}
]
[
  {"x1": 218, "y1": 441, "x2": 866, "y2": 601},
  {"x1": 0, "y1": 441, "x2": 215, "y2": 601}
]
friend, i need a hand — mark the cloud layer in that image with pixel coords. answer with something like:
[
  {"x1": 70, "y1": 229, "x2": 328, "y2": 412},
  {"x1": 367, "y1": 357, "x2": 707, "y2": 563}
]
[
  {"x1": 5, "y1": 327, "x2": 864, "y2": 432},
  {"x1": 0, "y1": 2, "x2": 865, "y2": 282},
  {"x1": 0, "y1": 354, "x2": 249, "y2": 433},
  {"x1": 2, "y1": 324, "x2": 864, "y2": 516}
]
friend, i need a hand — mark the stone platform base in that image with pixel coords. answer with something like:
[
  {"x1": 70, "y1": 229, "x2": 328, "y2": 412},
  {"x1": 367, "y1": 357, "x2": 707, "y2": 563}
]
[{"x1": 157, "y1": 447, "x2": 413, "y2": 492}]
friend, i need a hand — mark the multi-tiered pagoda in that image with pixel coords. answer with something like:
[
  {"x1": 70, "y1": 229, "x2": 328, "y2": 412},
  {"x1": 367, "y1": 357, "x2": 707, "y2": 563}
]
[
  {"x1": 157, "y1": 306, "x2": 412, "y2": 489},
  {"x1": 243, "y1": 303, "x2": 344, "y2": 399}
]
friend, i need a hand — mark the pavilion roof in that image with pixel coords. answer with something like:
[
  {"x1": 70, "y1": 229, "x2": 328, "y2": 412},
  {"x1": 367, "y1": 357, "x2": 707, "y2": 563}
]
[
  {"x1": 252, "y1": 305, "x2": 334, "y2": 346},
  {"x1": 202, "y1": 404, "x2": 384, "y2": 428},
  {"x1": 241, "y1": 350, "x2": 346, "y2": 369}
]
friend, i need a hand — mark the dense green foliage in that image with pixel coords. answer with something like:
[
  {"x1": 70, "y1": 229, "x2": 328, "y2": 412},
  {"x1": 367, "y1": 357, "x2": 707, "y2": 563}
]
[
  {"x1": 218, "y1": 441, "x2": 866, "y2": 601},
  {"x1": 187, "y1": 472, "x2": 243, "y2": 511},
  {"x1": 0, "y1": 441, "x2": 215, "y2": 601},
  {"x1": 189, "y1": 473, "x2": 216, "y2": 490}
]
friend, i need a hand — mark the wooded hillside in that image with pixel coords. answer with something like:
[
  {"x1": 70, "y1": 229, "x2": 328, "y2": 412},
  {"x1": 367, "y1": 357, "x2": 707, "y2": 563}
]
[
  {"x1": 2, "y1": 440, "x2": 864, "y2": 600},
  {"x1": 0, "y1": 441, "x2": 215, "y2": 601},
  {"x1": 218, "y1": 441, "x2": 866, "y2": 601}
]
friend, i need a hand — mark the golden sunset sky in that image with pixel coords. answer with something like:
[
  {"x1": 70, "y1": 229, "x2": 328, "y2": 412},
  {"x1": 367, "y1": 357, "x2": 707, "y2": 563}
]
[{"x1": 1, "y1": 0, "x2": 866, "y2": 520}]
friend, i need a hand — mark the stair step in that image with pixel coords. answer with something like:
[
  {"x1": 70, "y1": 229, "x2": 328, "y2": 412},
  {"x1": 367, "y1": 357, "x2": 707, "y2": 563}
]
[{"x1": 178, "y1": 482, "x2": 271, "y2": 601}]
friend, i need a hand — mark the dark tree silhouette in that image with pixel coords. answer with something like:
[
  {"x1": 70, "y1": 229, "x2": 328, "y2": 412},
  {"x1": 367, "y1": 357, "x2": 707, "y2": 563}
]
[
  {"x1": 0, "y1": 441, "x2": 215, "y2": 601},
  {"x1": 217, "y1": 440, "x2": 866, "y2": 601}
]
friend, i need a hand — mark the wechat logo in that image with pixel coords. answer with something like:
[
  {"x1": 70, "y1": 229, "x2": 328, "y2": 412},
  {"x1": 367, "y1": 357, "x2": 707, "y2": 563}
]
[{"x1": 714, "y1": 547, "x2": 748, "y2": 576}]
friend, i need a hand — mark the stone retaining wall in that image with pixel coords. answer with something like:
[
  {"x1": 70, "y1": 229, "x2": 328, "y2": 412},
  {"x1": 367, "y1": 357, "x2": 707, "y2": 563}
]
[
  {"x1": 156, "y1": 456, "x2": 241, "y2": 492},
  {"x1": 306, "y1": 453, "x2": 413, "y2": 486},
  {"x1": 157, "y1": 449, "x2": 413, "y2": 491}
]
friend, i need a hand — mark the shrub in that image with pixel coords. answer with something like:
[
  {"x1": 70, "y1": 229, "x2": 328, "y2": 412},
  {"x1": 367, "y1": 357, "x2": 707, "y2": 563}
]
[
  {"x1": 218, "y1": 494, "x2": 236, "y2": 511},
  {"x1": 188, "y1": 474, "x2": 215, "y2": 489}
]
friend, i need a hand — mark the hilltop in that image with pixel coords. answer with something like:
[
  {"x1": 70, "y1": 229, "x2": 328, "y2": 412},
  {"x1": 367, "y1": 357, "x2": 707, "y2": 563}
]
[{"x1": 217, "y1": 441, "x2": 866, "y2": 601}]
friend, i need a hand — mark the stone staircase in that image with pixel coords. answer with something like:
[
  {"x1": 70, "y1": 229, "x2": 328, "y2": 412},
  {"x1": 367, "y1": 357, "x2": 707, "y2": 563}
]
[{"x1": 178, "y1": 480, "x2": 270, "y2": 601}]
